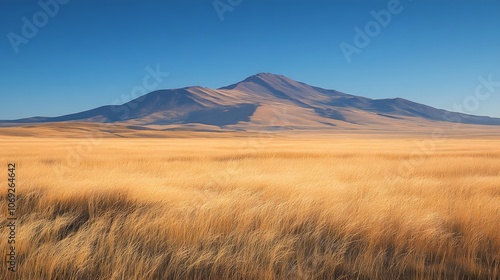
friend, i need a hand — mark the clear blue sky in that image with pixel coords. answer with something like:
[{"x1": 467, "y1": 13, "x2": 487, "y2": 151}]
[{"x1": 1, "y1": 0, "x2": 499, "y2": 119}]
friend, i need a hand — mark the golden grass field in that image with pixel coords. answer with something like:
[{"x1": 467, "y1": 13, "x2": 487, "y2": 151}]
[{"x1": 0, "y1": 133, "x2": 499, "y2": 279}]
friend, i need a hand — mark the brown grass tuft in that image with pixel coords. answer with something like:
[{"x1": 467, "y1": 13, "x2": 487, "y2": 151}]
[{"x1": 0, "y1": 136, "x2": 499, "y2": 279}]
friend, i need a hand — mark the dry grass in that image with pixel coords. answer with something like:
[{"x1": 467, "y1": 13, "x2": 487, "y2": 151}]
[{"x1": 0, "y1": 135, "x2": 499, "y2": 279}]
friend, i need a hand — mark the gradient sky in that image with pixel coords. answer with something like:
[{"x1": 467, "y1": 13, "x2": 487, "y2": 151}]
[{"x1": 1, "y1": 0, "x2": 499, "y2": 119}]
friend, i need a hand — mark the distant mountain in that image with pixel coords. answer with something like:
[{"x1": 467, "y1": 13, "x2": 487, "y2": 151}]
[{"x1": 3, "y1": 73, "x2": 500, "y2": 130}]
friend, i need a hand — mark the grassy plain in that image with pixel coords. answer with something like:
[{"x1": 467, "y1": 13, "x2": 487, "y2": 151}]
[{"x1": 0, "y1": 134, "x2": 499, "y2": 279}]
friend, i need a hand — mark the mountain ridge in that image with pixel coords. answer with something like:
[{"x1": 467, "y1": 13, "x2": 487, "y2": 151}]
[{"x1": 3, "y1": 73, "x2": 500, "y2": 130}]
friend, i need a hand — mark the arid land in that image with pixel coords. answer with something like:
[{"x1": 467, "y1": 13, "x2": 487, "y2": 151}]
[{"x1": 0, "y1": 126, "x2": 499, "y2": 279}]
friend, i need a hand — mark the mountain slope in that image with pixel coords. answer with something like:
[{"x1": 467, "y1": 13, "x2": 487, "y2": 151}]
[{"x1": 3, "y1": 73, "x2": 500, "y2": 130}]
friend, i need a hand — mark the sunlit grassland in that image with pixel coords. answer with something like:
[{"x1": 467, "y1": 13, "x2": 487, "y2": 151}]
[{"x1": 0, "y1": 135, "x2": 499, "y2": 279}]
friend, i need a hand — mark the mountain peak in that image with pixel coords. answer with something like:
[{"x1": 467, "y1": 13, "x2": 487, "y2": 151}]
[
  {"x1": 246, "y1": 72, "x2": 292, "y2": 83},
  {"x1": 3, "y1": 73, "x2": 500, "y2": 129},
  {"x1": 220, "y1": 73, "x2": 296, "y2": 91},
  {"x1": 253, "y1": 72, "x2": 284, "y2": 79}
]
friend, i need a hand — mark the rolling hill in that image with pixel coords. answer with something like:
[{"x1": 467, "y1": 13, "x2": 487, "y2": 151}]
[{"x1": 3, "y1": 73, "x2": 500, "y2": 131}]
